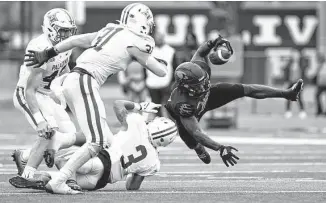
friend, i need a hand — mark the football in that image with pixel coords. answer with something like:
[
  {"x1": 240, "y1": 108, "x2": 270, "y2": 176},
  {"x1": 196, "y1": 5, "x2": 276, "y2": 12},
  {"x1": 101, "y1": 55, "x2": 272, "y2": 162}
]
[{"x1": 208, "y1": 45, "x2": 232, "y2": 65}]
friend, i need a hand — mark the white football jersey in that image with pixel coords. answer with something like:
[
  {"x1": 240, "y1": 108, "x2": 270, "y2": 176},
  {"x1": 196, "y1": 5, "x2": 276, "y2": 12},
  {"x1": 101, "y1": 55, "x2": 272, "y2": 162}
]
[
  {"x1": 17, "y1": 34, "x2": 71, "y2": 95},
  {"x1": 75, "y1": 23, "x2": 155, "y2": 86},
  {"x1": 106, "y1": 113, "x2": 160, "y2": 184}
]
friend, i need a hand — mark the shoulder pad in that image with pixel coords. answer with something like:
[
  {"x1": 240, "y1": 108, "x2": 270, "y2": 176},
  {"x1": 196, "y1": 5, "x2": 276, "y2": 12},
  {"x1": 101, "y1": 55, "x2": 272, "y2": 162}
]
[{"x1": 175, "y1": 102, "x2": 195, "y2": 118}]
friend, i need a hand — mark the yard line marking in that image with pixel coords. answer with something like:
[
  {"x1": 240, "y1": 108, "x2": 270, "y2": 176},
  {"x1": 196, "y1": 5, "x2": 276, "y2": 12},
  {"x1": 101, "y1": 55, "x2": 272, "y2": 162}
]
[
  {"x1": 159, "y1": 156, "x2": 326, "y2": 160},
  {"x1": 161, "y1": 162, "x2": 326, "y2": 167},
  {"x1": 157, "y1": 170, "x2": 326, "y2": 174},
  {"x1": 5, "y1": 133, "x2": 326, "y2": 145},
  {"x1": 2, "y1": 162, "x2": 326, "y2": 169},
  {"x1": 1, "y1": 191, "x2": 326, "y2": 195},
  {"x1": 3, "y1": 170, "x2": 326, "y2": 175},
  {"x1": 173, "y1": 136, "x2": 326, "y2": 145}
]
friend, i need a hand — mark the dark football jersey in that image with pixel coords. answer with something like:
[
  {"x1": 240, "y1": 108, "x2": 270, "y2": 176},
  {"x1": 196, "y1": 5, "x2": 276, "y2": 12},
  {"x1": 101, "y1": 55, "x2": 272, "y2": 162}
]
[{"x1": 165, "y1": 87, "x2": 210, "y2": 120}]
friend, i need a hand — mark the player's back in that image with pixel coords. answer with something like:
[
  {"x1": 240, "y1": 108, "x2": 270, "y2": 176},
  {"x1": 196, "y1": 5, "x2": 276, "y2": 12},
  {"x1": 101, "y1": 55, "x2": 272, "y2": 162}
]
[
  {"x1": 76, "y1": 23, "x2": 154, "y2": 86},
  {"x1": 107, "y1": 113, "x2": 160, "y2": 183}
]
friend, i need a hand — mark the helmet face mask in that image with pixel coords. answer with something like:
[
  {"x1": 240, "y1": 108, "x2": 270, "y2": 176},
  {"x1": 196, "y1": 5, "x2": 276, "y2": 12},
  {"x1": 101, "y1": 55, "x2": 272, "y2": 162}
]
[
  {"x1": 181, "y1": 77, "x2": 210, "y2": 97},
  {"x1": 175, "y1": 62, "x2": 211, "y2": 98},
  {"x1": 43, "y1": 8, "x2": 77, "y2": 45}
]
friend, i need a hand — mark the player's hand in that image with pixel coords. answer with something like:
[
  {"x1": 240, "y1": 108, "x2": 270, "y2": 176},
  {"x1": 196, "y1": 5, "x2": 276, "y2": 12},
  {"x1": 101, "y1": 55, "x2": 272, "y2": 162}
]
[
  {"x1": 139, "y1": 102, "x2": 162, "y2": 113},
  {"x1": 218, "y1": 145, "x2": 239, "y2": 167},
  {"x1": 24, "y1": 49, "x2": 50, "y2": 68},
  {"x1": 212, "y1": 35, "x2": 234, "y2": 55},
  {"x1": 36, "y1": 121, "x2": 54, "y2": 139}
]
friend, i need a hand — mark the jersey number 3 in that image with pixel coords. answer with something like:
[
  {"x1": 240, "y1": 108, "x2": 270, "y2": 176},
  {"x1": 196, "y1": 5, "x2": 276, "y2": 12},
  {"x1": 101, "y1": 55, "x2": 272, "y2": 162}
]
[{"x1": 120, "y1": 145, "x2": 147, "y2": 169}]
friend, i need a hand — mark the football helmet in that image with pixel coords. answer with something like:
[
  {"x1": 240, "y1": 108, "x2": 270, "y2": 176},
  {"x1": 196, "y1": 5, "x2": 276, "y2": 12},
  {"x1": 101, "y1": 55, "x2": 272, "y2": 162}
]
[
  {"x1": 120, "y1": 3, "x2": 155, "y2": 35},
  {"x1": 147, "y1": 117, "x2": 178, "y2": 148},
  {"x1": 174, "y1": 62, "x2": 210, "y2": 97},
  {"x1": 42, "y1": 8, "x2": 77, "y2": 44}
]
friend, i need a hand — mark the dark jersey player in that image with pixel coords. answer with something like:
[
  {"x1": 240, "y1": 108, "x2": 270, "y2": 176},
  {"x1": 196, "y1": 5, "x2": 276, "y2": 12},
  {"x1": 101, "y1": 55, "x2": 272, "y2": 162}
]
[{"x1": 165, "y1": 36, "x2": 303, "y2": 166}]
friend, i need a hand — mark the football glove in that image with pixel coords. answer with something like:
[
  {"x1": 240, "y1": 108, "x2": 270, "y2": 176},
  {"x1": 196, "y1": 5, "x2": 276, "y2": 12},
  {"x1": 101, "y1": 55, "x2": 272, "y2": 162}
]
[
  {"x1": 137, "y1": 102, "x2": 162, "y2": 113},
  {"x1": 212, "y1": 35, "x2": 234, "y2": 55},
  {"x1": 24, "y1": 47, "x2": 58, "y2": 68},
  {"x1": 218, "y1": 145, "x2": 239, "y2": 167}
]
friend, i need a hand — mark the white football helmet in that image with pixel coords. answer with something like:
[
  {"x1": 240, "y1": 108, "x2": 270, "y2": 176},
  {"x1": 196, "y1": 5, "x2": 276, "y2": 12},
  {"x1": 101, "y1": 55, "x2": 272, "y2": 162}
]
[
  {"x1": 119, "y1": 3, "x2": 155, "y2": 35},
  {"x1": 42, "y1": 8, "x2": 77, "y2": 44},
  {"x1": 147, "y1": 117, "x2": 178, "y2": 148}
]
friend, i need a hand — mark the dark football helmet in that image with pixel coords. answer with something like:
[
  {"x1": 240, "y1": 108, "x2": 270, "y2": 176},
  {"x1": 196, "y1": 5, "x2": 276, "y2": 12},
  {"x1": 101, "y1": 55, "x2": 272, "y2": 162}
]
[{"x1": 174, "y1": 62, "x2": 210, "y2": 97}]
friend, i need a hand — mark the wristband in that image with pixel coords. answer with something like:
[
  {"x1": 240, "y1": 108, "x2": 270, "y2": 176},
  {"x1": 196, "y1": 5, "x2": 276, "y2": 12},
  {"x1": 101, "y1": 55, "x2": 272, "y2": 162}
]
[
  {"x1": 33, "y1": 112, "x2": 45, "y2": 124},
  {"x1": 134, "y1": 103, "x2": 142, "y2": 111},
  {"x1": 47, "y1": 47, "x2": 59, "y2": 58}
]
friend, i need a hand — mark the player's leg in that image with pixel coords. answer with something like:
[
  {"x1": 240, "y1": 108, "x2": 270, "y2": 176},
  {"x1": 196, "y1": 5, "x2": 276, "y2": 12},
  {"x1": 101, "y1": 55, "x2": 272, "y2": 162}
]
[
  {"x1": 75, "y1": 157, "x2": 104, "y2": 190},
  {"x1": 202, "y1": 80, "x2": 303, "y2": 115},
  {"x1": 176, "y1": 120, "x2": 211, "y2": 164},
  {"x1": 20, "y1": 93, "x2": 60, "y2": 179},
  {"x1": 242, "y1": 79, "x2": 303, "y2": 101},
  {"x1": 45, "y1": 74, "x2": 112, "y2": 194},
  {"x1": 12, "y1": 87, "x2": 37, "y2": 175}
]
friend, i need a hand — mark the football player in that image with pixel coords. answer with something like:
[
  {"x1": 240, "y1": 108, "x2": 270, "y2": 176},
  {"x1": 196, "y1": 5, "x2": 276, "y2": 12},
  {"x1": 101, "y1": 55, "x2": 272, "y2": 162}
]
[
  {"x1": 11, "y1": 8, "x2": 78, "y2": 185},
  {"x1": 21, "y1": 3, "x2": 167, "y2": 194},
  {"x1": 11, "y1": 100, "x2": 176, "y2": 193},
  {"x1": 165, "y1": 35, "x2": 303, "y2": 166}
]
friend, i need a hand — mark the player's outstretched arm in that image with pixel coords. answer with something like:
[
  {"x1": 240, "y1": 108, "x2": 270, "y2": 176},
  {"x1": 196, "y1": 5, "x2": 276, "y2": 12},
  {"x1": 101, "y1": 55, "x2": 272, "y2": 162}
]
[
  {"x1": 180, "y1": 116, "x2": 239, "y2": 167},
  {"x1": 191, "y1": 35, "x2": 233, "y2": 64},
  {"x1": 54, "y1": 32, "x2": 98, "y2": 52},
  {"x1": 180, "y1": 116, "x2": 223, "y2": 151},
  {"x1": 127, "y1": 46, "x2": 167, "y2": 77},
  {"x1": 113, "y1": 100, "x2": 161, "y2": 124},
  {"x1": 24, "y1": 32, "x2": 98, "y2": 68},
  {"x1": 125, "y1": 173, "x2": 145, "y2": 190}
]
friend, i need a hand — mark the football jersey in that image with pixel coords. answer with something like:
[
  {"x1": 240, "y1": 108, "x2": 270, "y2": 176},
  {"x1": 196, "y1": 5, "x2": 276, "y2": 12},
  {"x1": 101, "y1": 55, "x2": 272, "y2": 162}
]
[
  {"x1": 105, "y1": 113, "x2": 160, "y2": 184},
  {"x1": 17, "y1": 34, "x2": 71, "y2": 95},
  {"x1": 165, "y1": 87, "x2": 210, "y2": 120},
  {"x1": 75, "y1": 23, "x2": 155, "y2": 86}
]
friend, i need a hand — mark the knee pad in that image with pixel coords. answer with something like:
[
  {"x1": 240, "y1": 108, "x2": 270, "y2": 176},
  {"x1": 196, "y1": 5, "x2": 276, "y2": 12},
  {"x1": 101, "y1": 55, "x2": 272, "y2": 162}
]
[{"x1": 86, "y1": 142, "x2": 101, "y2": 158}]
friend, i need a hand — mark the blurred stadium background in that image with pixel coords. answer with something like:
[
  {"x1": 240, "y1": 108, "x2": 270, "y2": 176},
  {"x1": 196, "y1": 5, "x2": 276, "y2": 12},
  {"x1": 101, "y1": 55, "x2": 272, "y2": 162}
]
[{"x1": 2, "y1": 1, "x2": 326, "y2": 202}]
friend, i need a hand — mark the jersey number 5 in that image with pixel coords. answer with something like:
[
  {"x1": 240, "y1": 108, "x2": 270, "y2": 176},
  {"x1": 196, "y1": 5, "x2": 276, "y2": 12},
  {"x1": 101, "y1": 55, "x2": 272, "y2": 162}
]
[
  {"x1": 120, "y1": 145, "x2": 148, "y2": 169},
  {"x1": 93, "y1": 27, "x2": 123, "y2": 51}
]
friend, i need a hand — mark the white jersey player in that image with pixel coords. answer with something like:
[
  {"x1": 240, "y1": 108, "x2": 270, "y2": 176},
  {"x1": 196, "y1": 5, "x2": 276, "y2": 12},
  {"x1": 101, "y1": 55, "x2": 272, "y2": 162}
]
[
  {"x1": 10, "y1": 8, "x2": 77, "y2": 182},
  {"x1": 42, "y1": 100, "x2": 177, "y2": 191},
  {"x1": 23, "y1": 3, "x2": 168, "y2": 195}
]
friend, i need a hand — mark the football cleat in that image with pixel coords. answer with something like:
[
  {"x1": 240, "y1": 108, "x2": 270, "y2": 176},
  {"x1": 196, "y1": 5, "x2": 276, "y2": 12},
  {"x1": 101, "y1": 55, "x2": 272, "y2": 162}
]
[
  {"x1": 287, "y1": 79, "x2": 304, "y2": 101},
  {"x1": 194, "y1": 144, "x2": 211, "y2": 164},
  {"x1": 9, "y1": 175, "x2": 45, "y2": 190},
  {"x1": 43, "y1": 149, "x2": 55, "y2": 168},
  {"x1": 11, "y1": 150, "x2": 27, "y2": 176},
  {"x1": 45, "y1": 179, "x2": 82, "y2": 195}
]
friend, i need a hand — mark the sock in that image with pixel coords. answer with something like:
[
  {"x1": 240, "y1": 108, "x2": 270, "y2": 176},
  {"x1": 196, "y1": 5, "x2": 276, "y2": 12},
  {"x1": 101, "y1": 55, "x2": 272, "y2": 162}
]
[
  {"x1": 25, "y1": 138, "x2": 50, "y2": 170},
  {"x1": 49, "y1": 131, "x2": 76, "y2": 152},
  {"x1": 54, "y1": 143, "x2": 95, "y2": 183},
  {"x1": 21, "y1": 166, "x2": 36, "y2": 179},
  {"x1": 21, "y1": 149, "x2": 31, "y2": 162}
]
